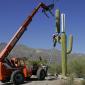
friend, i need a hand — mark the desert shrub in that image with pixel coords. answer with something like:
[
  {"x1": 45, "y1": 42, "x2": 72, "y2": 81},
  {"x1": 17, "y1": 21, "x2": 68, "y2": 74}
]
[
  {"x1": 81, "y1": 80, "x2": 85, "y2": 85},
  {"x1": 60, "y1": 75, "x2": 75, "y2": 85},
  {"x1": 56, "y1": 64, "x2": 62, "y2": 74},
  {"x1": 48, "y1": 62, "x2": 61, "y2": 75},
  {"x1": 25, "y1": 59, "x2": 48, "y2": 69},
  {"x1": 30, "y1": 60, "x2": 47, "y2": 65},
  {"x1": 67, "y1": 57, "x2": 85, "y2": 78}
]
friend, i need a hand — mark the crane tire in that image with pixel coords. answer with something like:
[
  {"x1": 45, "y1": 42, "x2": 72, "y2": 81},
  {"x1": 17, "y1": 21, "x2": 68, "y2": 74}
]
[
  {"x1": 37, "y1": 68, "x2": 46, "y2": 80},
  {"x1": 11, "y1": 70, "x2": 24, "y2": 85}
]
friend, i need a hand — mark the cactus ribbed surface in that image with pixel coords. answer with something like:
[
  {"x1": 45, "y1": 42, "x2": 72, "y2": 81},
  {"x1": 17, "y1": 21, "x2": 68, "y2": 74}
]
[
  {"x1": 61, "y1": 33, "x2": 67, "y2": 76},
  {"x1": 55, "y1": 9, "x2": 60, "y2": 33},
  {"x1": 61, "y1": 33, "x2": 73, "y2": 76}
]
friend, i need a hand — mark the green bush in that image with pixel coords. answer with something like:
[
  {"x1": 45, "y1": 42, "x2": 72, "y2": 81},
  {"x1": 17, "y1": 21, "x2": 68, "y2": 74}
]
[
  {"x1": 67, "y1": 57, "x2": 85, "y2": 78},
  {"x1": 48, "y1": 62, "x2": 61, "y2": 75},
  {"x1": 25, "y1": 57, "x2": 85, "y2": 79},
  {"x1": 25, "y1": 59, "x2": 48, "y2": 68},
  {"x1": 81, "y1": 80, "x2": 85, "y2": 85}
]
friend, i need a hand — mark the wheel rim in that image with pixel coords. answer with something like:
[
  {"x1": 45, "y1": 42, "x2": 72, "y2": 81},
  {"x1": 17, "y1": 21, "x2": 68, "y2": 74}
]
[
  {"x1": 15, "y1": 73, "x2": 23, "y2": 82},
  {"x1": 40, "y1": 70, "x2": 45, "y2": 79}
]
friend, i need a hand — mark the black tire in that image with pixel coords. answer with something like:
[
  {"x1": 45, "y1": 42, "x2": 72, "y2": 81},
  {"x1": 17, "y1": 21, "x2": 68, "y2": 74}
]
[
  {"x1": 37, "y1": 68, "x2": 46, "y2": 80},
  {"x1": 1, "y1": 77, "x2": 10, "y2": 83},
  {"x1": 1, "y1": 80, "x2": 7, "y2": 83},
  {"x1": 25, "y1": 76, "x2": 31, "y2": 81},
  {"x1": 11, "y1": 70, "x2": 24, "y2": 85}
]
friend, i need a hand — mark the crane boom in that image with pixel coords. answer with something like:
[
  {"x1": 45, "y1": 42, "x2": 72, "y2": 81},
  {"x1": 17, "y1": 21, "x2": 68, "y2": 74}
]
[{"x1": 0, "y1": 2, "x2": 49, "y2": 61}]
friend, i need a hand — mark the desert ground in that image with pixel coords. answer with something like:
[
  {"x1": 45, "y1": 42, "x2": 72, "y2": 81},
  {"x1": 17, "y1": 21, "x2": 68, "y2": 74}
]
[{"x1": 0, "y1": 76, "x2": 84, "y2": 85}]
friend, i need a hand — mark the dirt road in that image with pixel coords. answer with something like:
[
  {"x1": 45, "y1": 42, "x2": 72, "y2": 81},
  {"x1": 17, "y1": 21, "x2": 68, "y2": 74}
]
[
  {"x1": 0, "y1": 79, "x2": 63, "y2": 85},
  {"x1": 0, "y1": 76, "x2": 83, "y2": 85},
  {"x1": 0, "y1": 76, "x2": 62, "y2": 85}
]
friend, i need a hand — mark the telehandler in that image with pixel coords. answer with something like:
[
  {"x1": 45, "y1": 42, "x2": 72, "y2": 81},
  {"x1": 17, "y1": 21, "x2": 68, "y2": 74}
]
[{"x1": 0, "y1": 2, "x2": 54, "y2": 84}]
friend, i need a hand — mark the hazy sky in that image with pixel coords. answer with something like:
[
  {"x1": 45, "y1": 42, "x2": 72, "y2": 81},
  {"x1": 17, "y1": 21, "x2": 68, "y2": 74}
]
[{"x1": 0, "y1": 0, "x2": 85, "y2": 53}]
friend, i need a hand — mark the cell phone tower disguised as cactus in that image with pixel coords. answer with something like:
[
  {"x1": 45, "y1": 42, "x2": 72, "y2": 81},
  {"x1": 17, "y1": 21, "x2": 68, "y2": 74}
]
[{"x1": 53, "y1": 9, "x2": 73, "y2": 76}]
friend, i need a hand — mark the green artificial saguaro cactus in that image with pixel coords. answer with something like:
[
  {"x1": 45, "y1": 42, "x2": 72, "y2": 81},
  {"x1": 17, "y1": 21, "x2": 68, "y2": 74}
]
[{"x1": 53, "y1": 9, "x2": 73, "y2": 76}]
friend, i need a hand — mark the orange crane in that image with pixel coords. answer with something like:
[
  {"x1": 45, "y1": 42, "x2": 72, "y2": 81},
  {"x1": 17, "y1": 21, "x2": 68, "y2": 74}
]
[{"x1": 0, "y1": 2, "x2": 54, "y2": 84}]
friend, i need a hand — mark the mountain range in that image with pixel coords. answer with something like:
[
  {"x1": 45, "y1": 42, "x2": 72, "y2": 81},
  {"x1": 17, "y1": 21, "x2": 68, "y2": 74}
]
[{"x1": 0, "y1": 42, "x2": 85, "y2": 64}]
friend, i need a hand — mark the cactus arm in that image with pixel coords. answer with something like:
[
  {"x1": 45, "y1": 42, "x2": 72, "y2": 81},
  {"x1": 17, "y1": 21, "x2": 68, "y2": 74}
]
[{"x1": 67, "y1": 35, "x2": 73, "y2": 54}]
